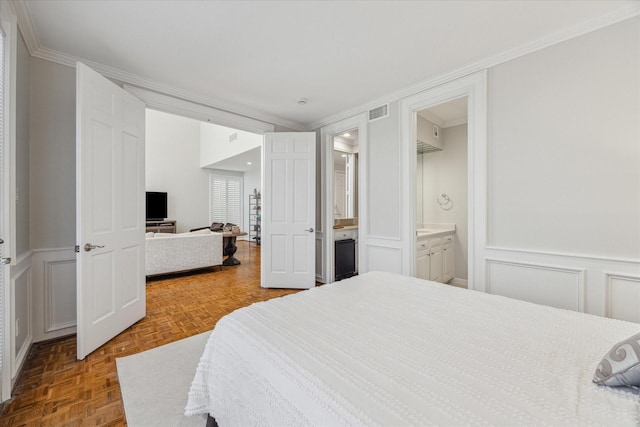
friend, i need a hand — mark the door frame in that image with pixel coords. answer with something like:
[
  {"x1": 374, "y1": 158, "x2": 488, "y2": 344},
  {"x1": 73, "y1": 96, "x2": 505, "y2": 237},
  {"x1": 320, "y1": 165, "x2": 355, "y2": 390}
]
[
  {"x1": 124, "y1": 84, "x2": 275, "y2": 250},
  {"x1": 320, "y1": 113, "x2": 368, "y2": 283},
  {"x1": 399, "y1": 70, "x2": 487, "y2": 290},
  {"x1": 0, "y1": 3, "x2": 17, "y2": 402}
]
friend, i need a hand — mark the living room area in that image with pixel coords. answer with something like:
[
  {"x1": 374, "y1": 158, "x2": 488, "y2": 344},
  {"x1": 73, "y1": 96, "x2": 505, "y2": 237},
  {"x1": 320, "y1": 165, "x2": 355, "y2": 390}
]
[{"x1": 145, "y1": 108, "x2": 263, "y2": 276}]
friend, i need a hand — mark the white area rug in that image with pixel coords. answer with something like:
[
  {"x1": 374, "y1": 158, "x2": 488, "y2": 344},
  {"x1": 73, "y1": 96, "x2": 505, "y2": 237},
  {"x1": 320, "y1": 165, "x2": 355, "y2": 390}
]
[{"x1": 116, "y1": 331, "x2": 211, "y2": 427}]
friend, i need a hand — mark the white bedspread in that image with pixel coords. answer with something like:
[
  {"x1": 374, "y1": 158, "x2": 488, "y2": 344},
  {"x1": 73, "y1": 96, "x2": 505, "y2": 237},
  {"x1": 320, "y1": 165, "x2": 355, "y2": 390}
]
[{"x1": 185, "y1": 271, "x2": 640, "y2": 426}]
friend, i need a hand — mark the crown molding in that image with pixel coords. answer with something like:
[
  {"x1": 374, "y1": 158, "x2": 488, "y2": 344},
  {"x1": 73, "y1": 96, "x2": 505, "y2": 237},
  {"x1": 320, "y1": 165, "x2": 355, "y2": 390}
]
[
  {"x1": 308, "y1": 3, "x2": 640, "y2": 131},
  {"x1": 11, "y1": 0, "x2": 640, "y2": 132},
  {"x1": 417, "y1": 110, "x2": 444, "y2": 128},
  {"x1": 417, "y1": 109, "x2": 468, "y2": 129},
  {"x1": 8, "y1": 0, "x2": 39, "y2": 54},
  {"x1": 443, "y1": 117, "x2": 468, "y2": 129}
]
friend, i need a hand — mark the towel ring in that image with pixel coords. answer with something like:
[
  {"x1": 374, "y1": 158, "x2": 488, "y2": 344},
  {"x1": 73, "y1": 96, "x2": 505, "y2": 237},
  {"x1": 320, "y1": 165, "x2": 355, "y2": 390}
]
[{"x1": 437, "y1": 193, "x2": 453, "y2": 210}]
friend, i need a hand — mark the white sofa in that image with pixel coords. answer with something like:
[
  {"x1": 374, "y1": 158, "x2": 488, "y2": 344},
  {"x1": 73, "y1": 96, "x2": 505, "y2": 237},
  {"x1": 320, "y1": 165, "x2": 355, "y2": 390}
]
[{"x1": 145, "y1": 229, "x2": 223, "y2": 276}]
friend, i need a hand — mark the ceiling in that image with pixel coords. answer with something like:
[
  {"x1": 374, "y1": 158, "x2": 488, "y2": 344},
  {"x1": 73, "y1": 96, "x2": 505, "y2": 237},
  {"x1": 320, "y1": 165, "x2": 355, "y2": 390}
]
[
  {"x1": 16, "y1": 1, "x2": 637, "y2": 130},
  {"x1": 418, "y1": 97, "x2": 468, "y2": 129}
]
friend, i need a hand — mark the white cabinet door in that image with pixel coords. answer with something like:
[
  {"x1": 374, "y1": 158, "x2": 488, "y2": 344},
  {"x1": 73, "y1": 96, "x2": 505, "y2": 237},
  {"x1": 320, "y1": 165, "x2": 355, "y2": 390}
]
[
  {"x1": 443, "y1": 243, "x2": 455, "y2": 282},
  {"x1": 429, "y1": 245, "x2": 443, "y2": 282},
  {"x1": 416, "y1": 241, "x2": 429, "y2": 280}
]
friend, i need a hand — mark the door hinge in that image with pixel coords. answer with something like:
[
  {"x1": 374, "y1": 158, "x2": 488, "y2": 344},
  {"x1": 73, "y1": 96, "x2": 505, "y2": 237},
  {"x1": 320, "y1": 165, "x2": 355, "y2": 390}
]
[{"x1": 75, "y1": 245, "x2": 80, "y2": 253}]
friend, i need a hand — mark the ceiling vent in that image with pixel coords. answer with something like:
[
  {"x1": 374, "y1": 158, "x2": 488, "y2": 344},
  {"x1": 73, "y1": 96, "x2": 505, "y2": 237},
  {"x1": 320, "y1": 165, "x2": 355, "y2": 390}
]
[
  {"x1": 229, "y1": 132, "x2": 238, "y2": 142},
  {"x1": 368, "y1": 104, "x2": 389, "y2": 122}
]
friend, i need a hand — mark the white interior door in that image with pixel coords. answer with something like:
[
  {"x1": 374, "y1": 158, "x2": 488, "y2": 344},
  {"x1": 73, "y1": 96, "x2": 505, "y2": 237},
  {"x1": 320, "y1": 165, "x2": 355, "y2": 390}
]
[
  {"x1": 76, "y1": 63, "x2": 146, "y2": 360},
  {"x1": 261, "y1": 132, "x2": 316, "y2": 289},
  {"x1": 0, "y1": 18, "x2": 11, "y2": 400}
]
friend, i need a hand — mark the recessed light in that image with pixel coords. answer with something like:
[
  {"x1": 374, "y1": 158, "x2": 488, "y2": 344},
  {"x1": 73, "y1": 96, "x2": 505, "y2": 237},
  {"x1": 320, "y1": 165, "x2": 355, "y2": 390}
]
[
  {"x1": 341, "y1": 154, "x2": 347, "y2": 158},
  {"x1": 297, "y1": 98, "x2": 308, "y2": 105},
  {"x1": 343, "y1": 132, "x2": 351, "y2": 137},
  {"x1": 246, "y1": 161, "x2": 252, "y2": 165}
]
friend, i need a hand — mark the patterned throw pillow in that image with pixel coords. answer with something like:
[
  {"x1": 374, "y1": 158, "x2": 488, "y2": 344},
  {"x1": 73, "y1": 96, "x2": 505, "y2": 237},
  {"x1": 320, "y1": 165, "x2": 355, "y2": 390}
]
[{"x1": 594, "y1": 333, "x2": 640, "y2": 386}]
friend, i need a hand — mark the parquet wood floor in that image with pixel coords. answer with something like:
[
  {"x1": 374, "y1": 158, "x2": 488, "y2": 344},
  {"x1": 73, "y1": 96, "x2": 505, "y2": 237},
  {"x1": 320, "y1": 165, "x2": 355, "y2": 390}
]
[{"x1": 1, "y1": 242, "x2": 300, "y2": 426}]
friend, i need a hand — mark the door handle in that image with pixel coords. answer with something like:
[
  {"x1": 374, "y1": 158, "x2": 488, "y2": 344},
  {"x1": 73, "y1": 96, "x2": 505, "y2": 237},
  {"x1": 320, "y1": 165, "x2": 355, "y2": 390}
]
[
  {"x1": 0, "y1": 239, "x2": 10, "y2": 264},
  {"x1": 305, "y1": 228, "x2": 314, "y2": 232},
  {"x1": 84, "y1": 243, "x2": 105, "y2": 252}
]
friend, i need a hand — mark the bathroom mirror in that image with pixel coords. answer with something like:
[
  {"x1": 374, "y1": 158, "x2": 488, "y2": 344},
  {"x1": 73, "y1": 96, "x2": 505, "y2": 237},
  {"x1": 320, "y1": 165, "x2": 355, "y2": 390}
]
[{"x1": 333, "y1": 130, "x2": 358, "y2": 220}]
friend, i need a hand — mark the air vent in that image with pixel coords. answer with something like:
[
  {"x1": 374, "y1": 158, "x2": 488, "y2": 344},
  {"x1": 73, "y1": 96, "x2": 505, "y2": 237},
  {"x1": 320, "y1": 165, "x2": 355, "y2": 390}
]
[
  {"x1": 229, "y1": 132, "x2": 238, "y2": 142},
  {"x1": 368, "y1": 104, "x2": 389, "y2": 122}
]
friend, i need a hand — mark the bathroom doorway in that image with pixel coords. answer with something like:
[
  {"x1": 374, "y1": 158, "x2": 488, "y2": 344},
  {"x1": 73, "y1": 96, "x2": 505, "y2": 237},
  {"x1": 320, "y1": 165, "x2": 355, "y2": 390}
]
[
  {"x1": 399, "y1": 70, "x2": 487, "y2": 290},
  {"x1": 415, "y1": 98, "x2": 469, "y2": 287}
]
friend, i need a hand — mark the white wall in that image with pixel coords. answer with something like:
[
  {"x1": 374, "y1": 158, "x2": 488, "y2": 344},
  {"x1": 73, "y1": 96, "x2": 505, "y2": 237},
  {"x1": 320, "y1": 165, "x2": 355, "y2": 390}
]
[
  {"x1": 28, "y1": 57, "x2": 77, "y2": 346},
  {"x1": 16, "y1": 32, "x2": 29, "y2": 256},
  {"x1": 419, "y1": 124, "x2": 468, "y2": 280},
  {"x1": 487, "y1": 17, "x2": 639, "y2": 260},
  {"x1": 10, "y1": 29, "x2": 33, "y2": 392},
  {"x1": 146, "y1": 109, "x2": 210, "y2": 233},
  {"x1": 200, "y1": 122, "x2": 262, "y2": 168},
  {"x1": 364, "y1": 17, "x2": 639, "y2": 320},
  {"x1": 364, "y1": 101, "x2": 403, "y2": 273},
  {"x1": 29, "y1": 58, "x2": 75, "y2": 250}
]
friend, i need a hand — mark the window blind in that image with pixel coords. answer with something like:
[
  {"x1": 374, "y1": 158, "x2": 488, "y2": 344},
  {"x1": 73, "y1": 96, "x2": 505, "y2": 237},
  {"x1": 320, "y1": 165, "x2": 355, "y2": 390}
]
[{"x1": 210, "y1": 174, "x2": 242, "y2": 226}]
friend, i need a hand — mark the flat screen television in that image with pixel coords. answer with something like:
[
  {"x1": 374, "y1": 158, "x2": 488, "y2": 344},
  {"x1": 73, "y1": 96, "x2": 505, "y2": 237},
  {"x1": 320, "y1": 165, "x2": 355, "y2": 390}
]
[{"x1": 146, "y1": 192, "x2": 167, "y2": 220}]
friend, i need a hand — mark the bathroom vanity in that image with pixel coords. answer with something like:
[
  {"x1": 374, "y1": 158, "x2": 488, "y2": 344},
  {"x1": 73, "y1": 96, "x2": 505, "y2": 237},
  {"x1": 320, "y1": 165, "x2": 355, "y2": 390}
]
[{"x1": 416, "y1": 225, "x2": 455, "y2": 283}]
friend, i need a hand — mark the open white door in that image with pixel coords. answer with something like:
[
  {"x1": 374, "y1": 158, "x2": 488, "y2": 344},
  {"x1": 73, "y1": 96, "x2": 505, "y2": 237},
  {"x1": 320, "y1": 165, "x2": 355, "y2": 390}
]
[
  {"x1": 261, "y1": 132, "x2": 316, "y2": 289},
  {"x1": 0, "y1": 11, "x2": 13, "y2": 400},
  {"x1": 76, "y1": 63, "x2": 146, "y2": 360}
]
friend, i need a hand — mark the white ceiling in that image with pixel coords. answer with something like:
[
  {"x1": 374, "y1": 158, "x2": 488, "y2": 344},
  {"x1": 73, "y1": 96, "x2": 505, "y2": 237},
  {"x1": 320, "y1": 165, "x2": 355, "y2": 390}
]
[
  {"x1": 418, "y1": 97, "x2": 468, "y2": 128},
  {"x1": 17, "y1": 0, "x2": 637, "y2": 130},
  {"x1": 205, "y1": 146, "x2": 262, "y2": 173}
]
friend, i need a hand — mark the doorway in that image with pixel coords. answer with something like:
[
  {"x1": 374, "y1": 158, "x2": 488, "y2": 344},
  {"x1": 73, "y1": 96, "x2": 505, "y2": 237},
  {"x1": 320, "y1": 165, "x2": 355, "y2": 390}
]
[
  {"x1": 415, "y1": 98, "x2": 468, "y2": 287},
  {"x1": 399, "y1": 70, "x2": 487, "y2": 290},
  {"x1": 321, "y1": 113, "x2": 368, "y2": 284}
]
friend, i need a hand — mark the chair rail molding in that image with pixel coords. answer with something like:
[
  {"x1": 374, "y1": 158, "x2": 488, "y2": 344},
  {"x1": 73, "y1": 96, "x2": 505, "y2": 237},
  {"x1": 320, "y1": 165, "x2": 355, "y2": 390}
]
[
  {"x1": 485, "y1": 245, "x2": 640, "y2": 265},
  {"x1": 483, "y1": 245, "x2": 640, "y2": 320}
]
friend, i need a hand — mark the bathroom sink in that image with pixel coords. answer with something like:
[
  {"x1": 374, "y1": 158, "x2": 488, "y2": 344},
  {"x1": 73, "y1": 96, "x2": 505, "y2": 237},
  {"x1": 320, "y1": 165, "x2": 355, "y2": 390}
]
[{"x1": 417, "y1": 229, "x2": 436, "y2": 234}]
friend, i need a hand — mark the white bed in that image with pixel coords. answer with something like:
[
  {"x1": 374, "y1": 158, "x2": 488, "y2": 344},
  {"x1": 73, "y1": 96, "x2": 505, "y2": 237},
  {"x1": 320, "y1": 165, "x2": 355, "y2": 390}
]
[{"x1": 185, "y1": 271, "x2": 640, "y2": 426}]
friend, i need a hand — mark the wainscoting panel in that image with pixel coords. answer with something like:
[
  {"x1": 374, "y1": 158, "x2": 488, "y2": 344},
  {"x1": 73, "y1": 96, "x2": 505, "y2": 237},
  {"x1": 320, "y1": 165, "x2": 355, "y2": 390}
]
[
  {"x1": 486, "y1": 258, "x2": 585, "y2": 312},
  {"x1": 366, "y1": 244, "x2": 402, "y2": 274},
  {"x1": 484, "y1": 247, "x2": 640, "y2": 317},
  {"x1": 32, "y1": 248, "x2": 77, "y2": 343},
  {"x1": 605, "y1": 273, "x2": 640, "y2": 323},
  {"x1": 315, "y1": 235, "x2": 324, "y2": 282},
  {"x1": 44, "y1": 259, "x2": 77, "y2": 333},
  {"x1": 10, "y1": 254, "x2": 32, "y2": 381}
]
